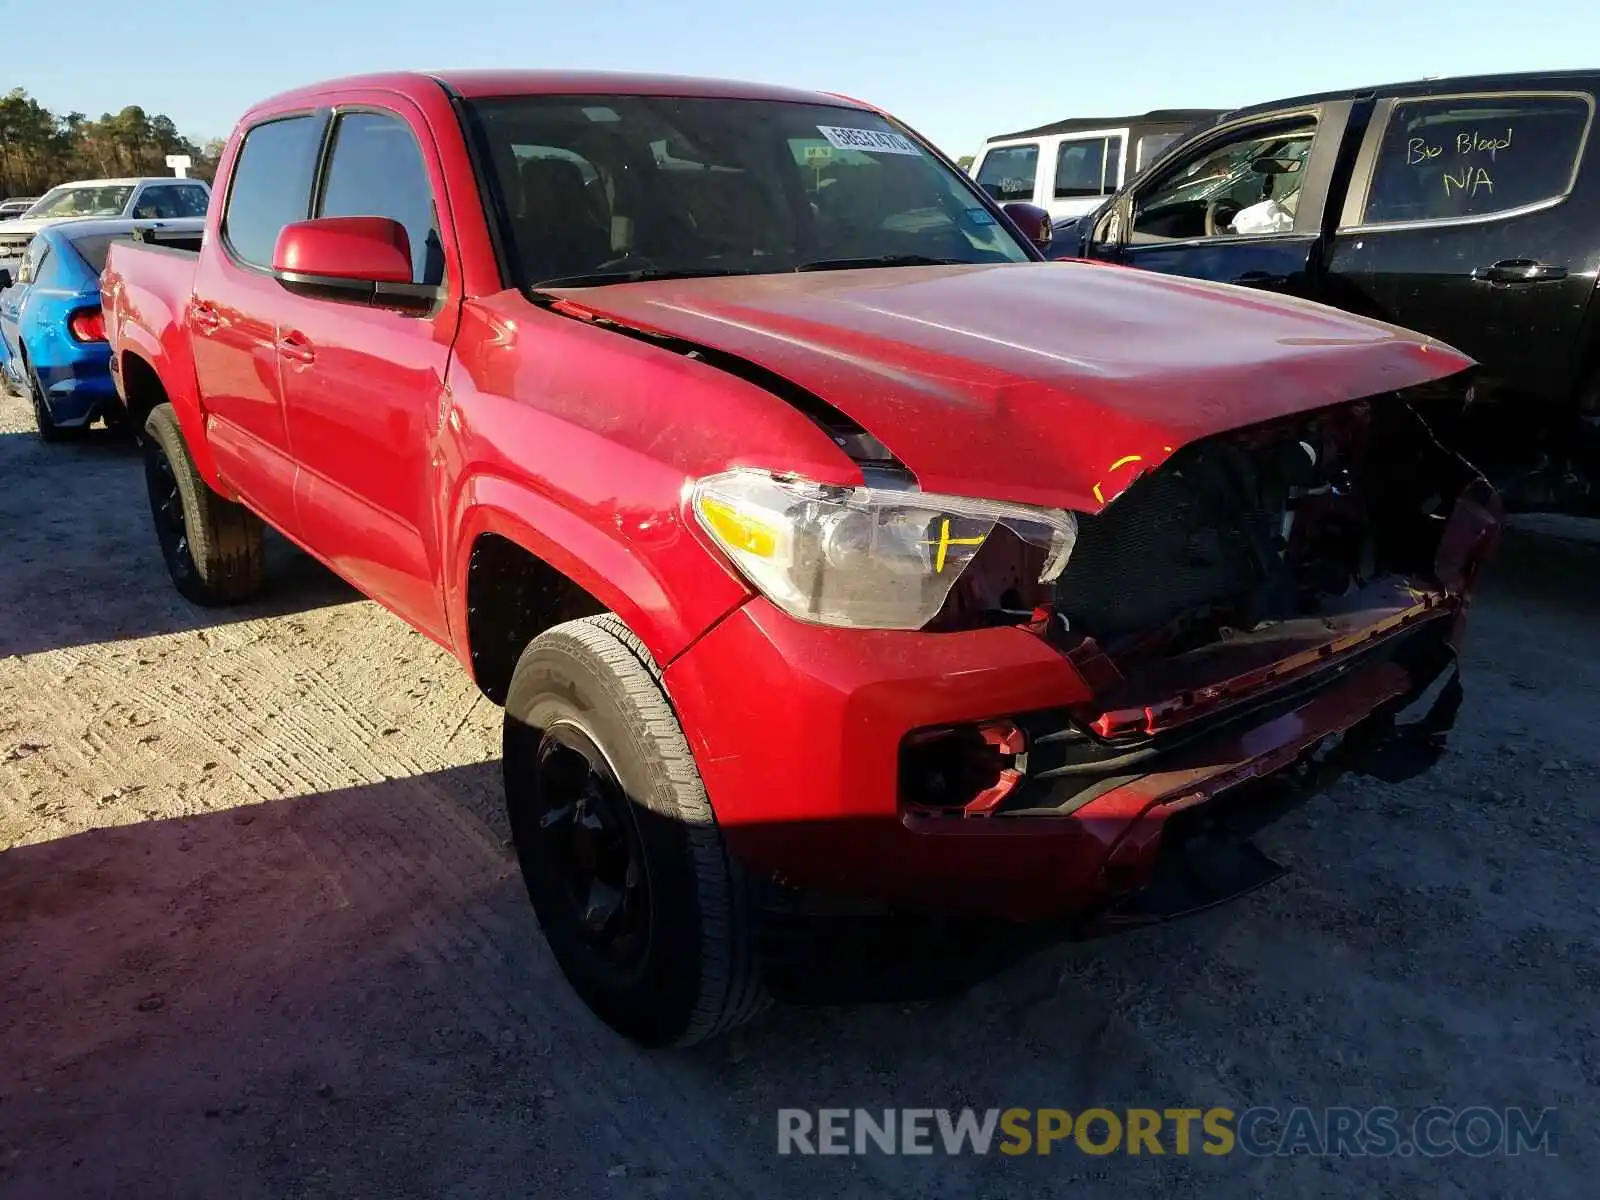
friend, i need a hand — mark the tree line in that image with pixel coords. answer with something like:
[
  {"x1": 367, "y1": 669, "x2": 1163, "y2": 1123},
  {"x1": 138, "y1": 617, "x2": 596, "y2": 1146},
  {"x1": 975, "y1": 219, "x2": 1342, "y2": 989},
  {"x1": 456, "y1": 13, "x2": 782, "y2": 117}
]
[{"x1": 0, "y1": 87, "x2": 223, "y2": 199}]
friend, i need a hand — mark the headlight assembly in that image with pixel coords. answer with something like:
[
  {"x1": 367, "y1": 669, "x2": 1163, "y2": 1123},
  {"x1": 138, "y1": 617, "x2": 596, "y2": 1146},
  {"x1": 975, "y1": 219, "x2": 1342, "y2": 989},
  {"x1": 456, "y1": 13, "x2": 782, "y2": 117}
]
[{"x1": 690, "y1": 469, "x2": 1078, "y2": 629}]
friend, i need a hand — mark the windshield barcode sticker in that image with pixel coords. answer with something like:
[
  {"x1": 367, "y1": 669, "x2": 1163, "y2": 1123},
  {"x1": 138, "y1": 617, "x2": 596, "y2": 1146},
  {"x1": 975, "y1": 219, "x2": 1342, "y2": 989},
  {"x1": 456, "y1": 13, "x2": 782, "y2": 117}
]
[{"x1": 816, "y1": 125, "x2": 922, "y2": 156}]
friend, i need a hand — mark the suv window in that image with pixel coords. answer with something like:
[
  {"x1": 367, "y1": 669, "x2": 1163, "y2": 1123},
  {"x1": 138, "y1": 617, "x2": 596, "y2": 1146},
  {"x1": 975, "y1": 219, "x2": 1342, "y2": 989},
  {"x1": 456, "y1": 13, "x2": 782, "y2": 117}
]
[
  {"x1": 1135, "y1": 132, "x2": 1183, "y2": 172},
  {"x1": 133, "y1": 184, "x2": 209, "y2": 220},
  {"x1": 223, "y1": 115, "x2": 325, "y2": 268},
  {"x1": 26, "y1": 184, "x2": 135, "y2": 219},
  {"x1": 317, "y1": 111, "x2": 444, "y2": 286},
  {"x1": 1131, "y1": 119, "x2": 1316, "y2": 242},
  {"x1": 1054, "y1": 136, "x2": 1123, "y2": 199},
  {"x1": 975, "y1": 145, "x2": 1039, "y2": 202},
  {"x1": 1361, "y1": 94, "x2": 1593, "y2": 226}
]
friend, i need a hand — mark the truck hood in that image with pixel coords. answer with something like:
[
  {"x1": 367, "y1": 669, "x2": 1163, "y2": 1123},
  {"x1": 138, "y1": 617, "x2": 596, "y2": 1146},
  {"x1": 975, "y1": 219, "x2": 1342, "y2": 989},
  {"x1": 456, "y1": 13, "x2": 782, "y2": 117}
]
[{"x1": 546, "y1": 261, "x2": 1472, "y2": 512}]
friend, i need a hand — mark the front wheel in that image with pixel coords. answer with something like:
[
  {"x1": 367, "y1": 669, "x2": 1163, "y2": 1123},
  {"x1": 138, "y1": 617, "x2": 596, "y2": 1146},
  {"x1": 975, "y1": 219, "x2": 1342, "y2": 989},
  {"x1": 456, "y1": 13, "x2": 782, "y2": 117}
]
[
  {"x1": 503, "y1": 614, "x2": 766, "y2": 1046},
  {"x1": 141, "y1": 402, "x2": 267, "y2": 605}
]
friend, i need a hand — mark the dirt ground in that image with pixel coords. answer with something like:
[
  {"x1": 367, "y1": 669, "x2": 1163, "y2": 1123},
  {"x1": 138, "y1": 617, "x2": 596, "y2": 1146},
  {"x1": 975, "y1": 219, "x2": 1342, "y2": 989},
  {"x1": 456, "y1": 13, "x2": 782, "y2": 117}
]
[{"x1": 1, "y1": 388, "x2": 1595, "y2": 1200}]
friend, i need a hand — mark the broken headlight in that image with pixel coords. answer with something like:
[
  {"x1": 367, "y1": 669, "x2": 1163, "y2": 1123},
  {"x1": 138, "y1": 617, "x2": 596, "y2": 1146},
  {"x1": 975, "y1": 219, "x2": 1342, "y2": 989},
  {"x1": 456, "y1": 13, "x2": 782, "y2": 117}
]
[{"x1": 690, "y1": 469, "x2": 1078, "y2": 629}]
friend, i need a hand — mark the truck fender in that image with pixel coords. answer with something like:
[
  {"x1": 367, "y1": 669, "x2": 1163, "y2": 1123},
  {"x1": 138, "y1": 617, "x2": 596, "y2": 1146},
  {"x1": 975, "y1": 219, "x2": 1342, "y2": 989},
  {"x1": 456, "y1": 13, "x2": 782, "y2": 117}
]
[
  {"x1": 111, "y1": 303, "x2": 224, "y2": 489},
  {"x1": 444, "y1": 471, "x2": 748, "y2": 682}
]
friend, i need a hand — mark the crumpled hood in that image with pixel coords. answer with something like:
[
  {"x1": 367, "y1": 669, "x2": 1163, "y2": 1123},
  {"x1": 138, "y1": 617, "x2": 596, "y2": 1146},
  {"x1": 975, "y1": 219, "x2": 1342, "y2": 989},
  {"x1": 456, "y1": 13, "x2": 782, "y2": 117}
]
[{"x1": 547, "y1": 261, "x2": 1472, "y2": 512}]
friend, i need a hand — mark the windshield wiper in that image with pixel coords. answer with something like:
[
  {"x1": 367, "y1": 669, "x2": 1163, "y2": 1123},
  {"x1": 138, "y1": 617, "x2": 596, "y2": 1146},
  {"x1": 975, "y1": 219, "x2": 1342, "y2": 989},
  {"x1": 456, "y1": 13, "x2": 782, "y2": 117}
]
[
  {"x1": 531, "y1": 266, "x2": 757, "y2": 289},
  {"x1": 793, "y1": 254, "x2": 970, "y2": 272}
]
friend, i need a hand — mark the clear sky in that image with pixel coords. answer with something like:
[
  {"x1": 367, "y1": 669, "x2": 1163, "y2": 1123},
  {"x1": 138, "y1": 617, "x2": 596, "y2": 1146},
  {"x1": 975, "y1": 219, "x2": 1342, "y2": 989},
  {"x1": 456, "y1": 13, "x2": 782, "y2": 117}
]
[{"x1": 4, "y1": 0, "x2": 1594, "y2": 158}]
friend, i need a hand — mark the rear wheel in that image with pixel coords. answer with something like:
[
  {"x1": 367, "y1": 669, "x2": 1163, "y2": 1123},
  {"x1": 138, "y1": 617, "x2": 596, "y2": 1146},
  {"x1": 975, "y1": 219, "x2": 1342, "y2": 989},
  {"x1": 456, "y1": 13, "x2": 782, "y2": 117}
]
[
  {"x1": 503, "y1": 614, "x2": 766, "y2": 1046},
  {"x1": 141, "y1": 402, "x2": 266, "y2": 605},
  {"x1": 22, "y1": 353, "x2": 75, "y2": 444}
]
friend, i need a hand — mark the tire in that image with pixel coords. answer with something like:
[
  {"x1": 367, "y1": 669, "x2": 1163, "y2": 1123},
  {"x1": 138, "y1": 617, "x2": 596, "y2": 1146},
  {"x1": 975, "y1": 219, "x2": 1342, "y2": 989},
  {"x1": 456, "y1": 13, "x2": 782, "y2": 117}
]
[
  {"x1": 503, "y1": 613, "x2": 766, "y2": 1047},
  {"x1": 23, "y1": 355, "x2": 75, "y2": 444},
  {"x1": 141, "y1": 402, "x2": 266, "y2": 605}
]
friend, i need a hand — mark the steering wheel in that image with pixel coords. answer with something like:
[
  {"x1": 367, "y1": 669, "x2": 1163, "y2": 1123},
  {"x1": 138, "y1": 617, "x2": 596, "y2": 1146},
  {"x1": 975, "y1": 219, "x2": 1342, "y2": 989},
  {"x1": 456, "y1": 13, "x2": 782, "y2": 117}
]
[{"x1": 1204, "y1": 197, "x2": 1244, "y2": 237}]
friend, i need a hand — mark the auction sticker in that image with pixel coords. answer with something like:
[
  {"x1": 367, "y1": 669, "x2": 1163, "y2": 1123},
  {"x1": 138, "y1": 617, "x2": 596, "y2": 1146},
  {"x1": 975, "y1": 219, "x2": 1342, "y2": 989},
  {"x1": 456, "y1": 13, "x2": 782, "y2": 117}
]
[{"x1": 816, "y1": 125, "x2": 922, "y2": 155}]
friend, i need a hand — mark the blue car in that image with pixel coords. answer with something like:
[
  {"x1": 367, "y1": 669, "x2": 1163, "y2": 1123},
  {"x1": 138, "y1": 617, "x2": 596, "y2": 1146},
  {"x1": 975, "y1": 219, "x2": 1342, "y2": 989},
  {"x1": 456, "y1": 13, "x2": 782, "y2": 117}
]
[{"x1": 0, "y1": 217, "x2": 204, "y2": 441}]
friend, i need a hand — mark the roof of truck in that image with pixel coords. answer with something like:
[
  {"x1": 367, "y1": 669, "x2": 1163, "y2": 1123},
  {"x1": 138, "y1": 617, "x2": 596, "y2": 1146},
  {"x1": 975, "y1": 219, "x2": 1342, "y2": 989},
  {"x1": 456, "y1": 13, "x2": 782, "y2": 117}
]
[
  {"x1": 251, "y1": 70, "x2": 871, "y2": 116},
  {"x1": 987, "y1": 109, "x2": 1227, "y2": 143},
  {"x1": 1223, "y1": 67, "x2": 1600, "y2": 121}
]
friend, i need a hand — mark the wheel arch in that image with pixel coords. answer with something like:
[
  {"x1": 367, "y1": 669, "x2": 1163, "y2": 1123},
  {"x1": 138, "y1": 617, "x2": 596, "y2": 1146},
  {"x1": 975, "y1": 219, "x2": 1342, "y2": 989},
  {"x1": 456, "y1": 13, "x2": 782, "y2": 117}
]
[{"x1": 448, "y1": 473, "x2": 749, "y2": 704}]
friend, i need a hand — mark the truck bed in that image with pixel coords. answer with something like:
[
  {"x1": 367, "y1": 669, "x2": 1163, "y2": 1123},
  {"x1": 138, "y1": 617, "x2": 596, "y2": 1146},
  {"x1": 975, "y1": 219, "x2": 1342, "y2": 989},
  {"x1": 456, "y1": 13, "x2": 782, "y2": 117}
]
[
  {"x1": 101, "y1": 232, "x2": 208, "y2": 425},
  {"x1": 101, "y1": 235, "x2": 203, "y2": 409}
]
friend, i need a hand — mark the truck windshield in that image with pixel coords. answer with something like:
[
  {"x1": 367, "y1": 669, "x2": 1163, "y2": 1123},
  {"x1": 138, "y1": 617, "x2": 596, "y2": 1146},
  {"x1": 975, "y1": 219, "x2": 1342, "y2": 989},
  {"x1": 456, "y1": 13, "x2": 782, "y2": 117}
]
[
  {"x1": 26, "y1": 185, "x2": 135, "y2": 219},
  {"x1": 463, "y1": 95, "x2": 1031, "y2": 288}
]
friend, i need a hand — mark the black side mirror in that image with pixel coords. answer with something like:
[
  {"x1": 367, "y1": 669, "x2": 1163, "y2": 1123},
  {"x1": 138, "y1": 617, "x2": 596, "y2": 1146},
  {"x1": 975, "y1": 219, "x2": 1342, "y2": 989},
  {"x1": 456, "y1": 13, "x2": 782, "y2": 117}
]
[{"x1": 0, "y1": 268, "x2": 11, "y2": 290}]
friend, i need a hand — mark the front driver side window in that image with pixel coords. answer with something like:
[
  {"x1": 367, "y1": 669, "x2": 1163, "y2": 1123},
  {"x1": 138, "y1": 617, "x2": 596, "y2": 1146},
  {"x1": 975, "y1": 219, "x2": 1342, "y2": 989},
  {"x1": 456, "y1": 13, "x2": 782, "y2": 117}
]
[
  {"x1": 318, "y1": 110, "x2": 444, "y2": 286},
  {"x1": 974, "y1": 144, "x2": 1039, "y2": 202},
  {"x1": 1129, "y1": 118, "x2": 1316, "y2": 243}
]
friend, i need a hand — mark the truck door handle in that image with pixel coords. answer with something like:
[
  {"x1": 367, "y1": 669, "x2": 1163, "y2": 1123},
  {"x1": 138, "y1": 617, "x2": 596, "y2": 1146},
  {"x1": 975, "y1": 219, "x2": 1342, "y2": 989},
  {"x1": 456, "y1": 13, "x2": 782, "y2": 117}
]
[
  {"x1": 1471, "y1": 259, "x2": 1568, "y2": 284},
  {"x1": 277, "y1": 331, "x2": 316, "y2": 365},
  {"x1": 190, "y1": 302, "x2": 221, "y2": 331}
]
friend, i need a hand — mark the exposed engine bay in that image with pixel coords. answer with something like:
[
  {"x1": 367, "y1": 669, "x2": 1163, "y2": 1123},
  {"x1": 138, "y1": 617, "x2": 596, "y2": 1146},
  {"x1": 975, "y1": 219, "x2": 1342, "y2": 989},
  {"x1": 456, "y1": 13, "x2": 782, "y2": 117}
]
[
  {"x1": 900, "y1": 390, "x2": 1501, "y2": 820},
  {"x1": 938, "y1": 390, "x2": 1496, "y2": 667}
]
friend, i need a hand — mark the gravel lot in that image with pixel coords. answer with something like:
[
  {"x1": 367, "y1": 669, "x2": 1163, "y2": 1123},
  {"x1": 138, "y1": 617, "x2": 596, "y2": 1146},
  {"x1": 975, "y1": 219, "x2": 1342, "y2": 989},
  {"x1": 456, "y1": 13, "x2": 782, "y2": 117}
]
[{"x1": 1, "y1": 389, "x2": 1595, "y2": 1199}]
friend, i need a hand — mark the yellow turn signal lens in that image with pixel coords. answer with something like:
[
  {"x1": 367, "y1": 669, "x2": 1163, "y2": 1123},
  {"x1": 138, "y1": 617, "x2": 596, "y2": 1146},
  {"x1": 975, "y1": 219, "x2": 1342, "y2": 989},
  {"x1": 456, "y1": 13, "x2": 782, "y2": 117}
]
[{"x1": 696, "y1": 495, "x2": 779, "y2": 558}]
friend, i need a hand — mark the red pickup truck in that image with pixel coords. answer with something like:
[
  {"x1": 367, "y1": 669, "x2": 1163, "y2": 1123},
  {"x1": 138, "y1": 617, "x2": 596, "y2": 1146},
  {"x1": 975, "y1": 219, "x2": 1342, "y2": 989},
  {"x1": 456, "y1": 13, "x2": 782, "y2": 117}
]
[{"x1": 102, "y1": 70, "x2": 1501, "y2": 1047}]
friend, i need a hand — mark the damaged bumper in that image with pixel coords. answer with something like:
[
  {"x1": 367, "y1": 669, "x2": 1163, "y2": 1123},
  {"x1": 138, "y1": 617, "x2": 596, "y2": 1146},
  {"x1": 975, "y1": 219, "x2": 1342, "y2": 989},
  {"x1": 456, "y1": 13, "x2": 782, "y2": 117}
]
[
  {"x1": 666, "y1": 581, "x2": 1476, "y2": 926},
  {"x1": 1083, "y1": 639, "x2": 1464, "y2": 933}
]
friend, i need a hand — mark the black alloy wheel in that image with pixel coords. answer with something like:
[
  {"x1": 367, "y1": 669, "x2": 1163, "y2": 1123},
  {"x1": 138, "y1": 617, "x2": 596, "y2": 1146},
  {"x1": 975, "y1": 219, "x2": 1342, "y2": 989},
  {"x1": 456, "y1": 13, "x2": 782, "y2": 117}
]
[{"x1": 532, "y1": 720, "x2": 652, "y2": 975}]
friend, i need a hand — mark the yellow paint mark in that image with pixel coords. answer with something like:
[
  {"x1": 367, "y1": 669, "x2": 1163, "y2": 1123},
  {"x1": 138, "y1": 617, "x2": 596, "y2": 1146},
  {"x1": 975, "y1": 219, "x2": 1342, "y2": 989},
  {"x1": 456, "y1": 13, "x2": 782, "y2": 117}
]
[
  {"x1": 931, "y1": 517, "x2": 986, "y2": 573},
  {"x1": 1092, "y1": 482, "x2": 1106, "y2": 505},
  {"x1": 1108, "y1": 454, "x2": 1144, "y2": 473}
]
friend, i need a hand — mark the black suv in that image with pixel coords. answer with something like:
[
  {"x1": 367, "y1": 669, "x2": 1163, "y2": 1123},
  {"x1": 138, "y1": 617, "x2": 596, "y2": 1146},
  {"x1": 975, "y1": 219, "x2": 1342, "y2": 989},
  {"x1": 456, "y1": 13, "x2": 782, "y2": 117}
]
[{"x1": 1060, "y1": 71, "x2": 1600, "y2": 512}]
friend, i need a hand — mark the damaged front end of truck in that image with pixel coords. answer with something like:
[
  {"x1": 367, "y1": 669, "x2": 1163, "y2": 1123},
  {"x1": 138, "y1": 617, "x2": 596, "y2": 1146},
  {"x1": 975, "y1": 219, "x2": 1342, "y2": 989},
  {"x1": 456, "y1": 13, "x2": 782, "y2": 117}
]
[{"x1": 899, "y1": 386, "x2": 1502, "y2": 927}]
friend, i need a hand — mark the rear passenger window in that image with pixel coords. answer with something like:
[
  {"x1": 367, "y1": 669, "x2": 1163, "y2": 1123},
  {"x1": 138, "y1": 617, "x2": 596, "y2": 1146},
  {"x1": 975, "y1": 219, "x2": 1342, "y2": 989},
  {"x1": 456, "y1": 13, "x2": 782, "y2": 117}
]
[
  {"x1": 1136, "y1": 132, "x2": 1182, "y2": 172},
  {"x1": 223, "y1": 115, "x2": 324, "y2": 268},
  {"x1": 975, "y1": 145, "x2": 1039, "y2": 202},
  {"x1": 318, "y1": 111, "x2": 444, "y2": 286},
  {"x1": 134, "y1": 184, "x2": 210, "y2": 220},
  {"x1": 1054, "y1": 136, "x2": 1123, "y2": 199},
  {"x1": 1361, "y1": 94, "x2": 1593, "y2": 225}
]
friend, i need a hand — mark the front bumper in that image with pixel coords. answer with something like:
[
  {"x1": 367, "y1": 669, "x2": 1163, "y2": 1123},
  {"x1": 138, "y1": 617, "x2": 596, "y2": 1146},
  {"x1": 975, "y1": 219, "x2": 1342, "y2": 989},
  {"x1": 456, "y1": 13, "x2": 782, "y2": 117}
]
[{"x1": 664, "y1": 587, "x2": 1466, "y2": 925}]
